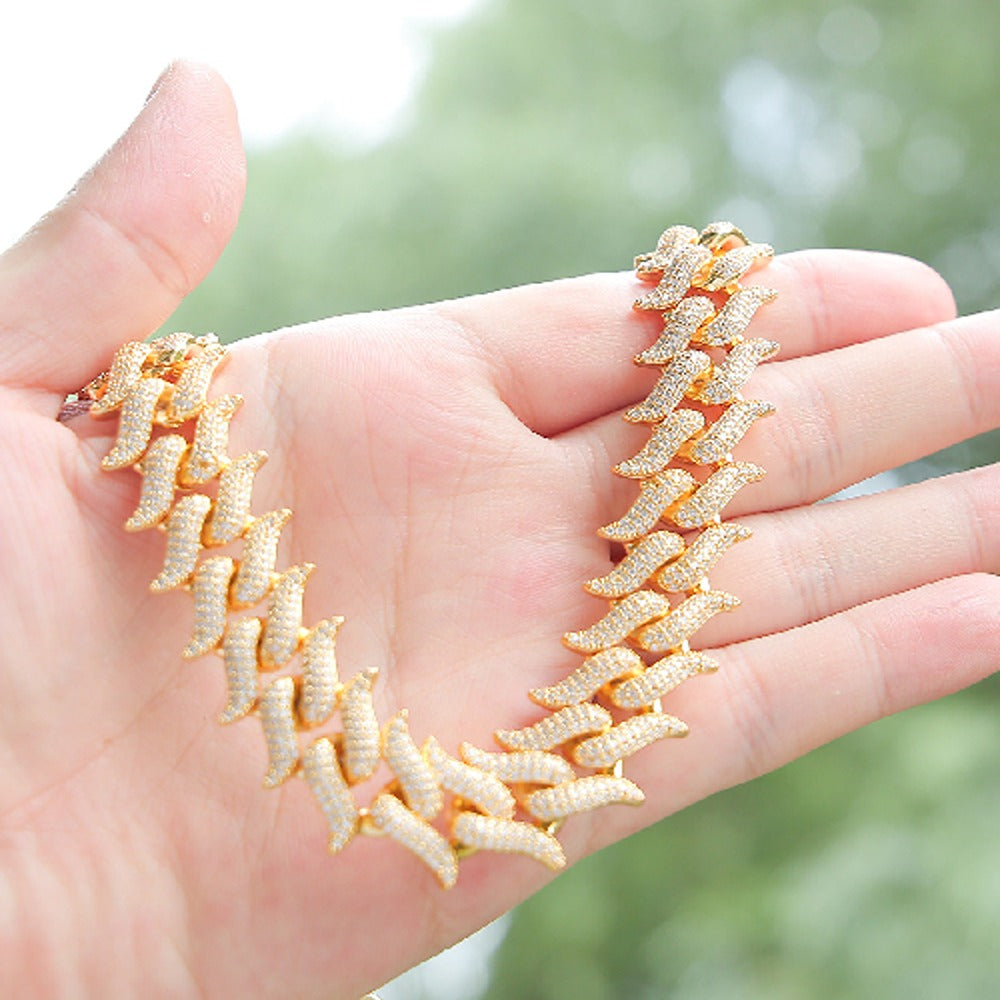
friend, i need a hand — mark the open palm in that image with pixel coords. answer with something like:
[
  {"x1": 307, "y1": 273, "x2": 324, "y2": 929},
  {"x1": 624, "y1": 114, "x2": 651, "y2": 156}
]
[{"x1": 1, "y1": 64, "x2": 997, "y2": 1000}]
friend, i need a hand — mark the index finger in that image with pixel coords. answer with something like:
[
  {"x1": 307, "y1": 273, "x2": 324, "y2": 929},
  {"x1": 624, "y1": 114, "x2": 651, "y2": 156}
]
[{"x1": 435, "y1": 248, "x2": 955, "y2": 438}]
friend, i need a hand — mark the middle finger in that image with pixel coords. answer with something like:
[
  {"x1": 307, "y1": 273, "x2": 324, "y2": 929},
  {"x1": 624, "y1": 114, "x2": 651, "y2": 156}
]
[{"x1": 560, "y1": 309, "x2": 1000, "y2": 527}]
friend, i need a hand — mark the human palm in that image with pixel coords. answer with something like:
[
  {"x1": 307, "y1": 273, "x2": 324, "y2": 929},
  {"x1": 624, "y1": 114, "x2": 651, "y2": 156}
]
[{"x1": 1, "y1": 64, "x2": 997, "y2": 1000}]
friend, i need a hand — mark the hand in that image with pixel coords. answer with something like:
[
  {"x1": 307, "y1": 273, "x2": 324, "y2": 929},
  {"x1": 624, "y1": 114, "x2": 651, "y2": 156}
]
[{"x1": 1, "y1": 63, "x2": 997, "y2": 1000}]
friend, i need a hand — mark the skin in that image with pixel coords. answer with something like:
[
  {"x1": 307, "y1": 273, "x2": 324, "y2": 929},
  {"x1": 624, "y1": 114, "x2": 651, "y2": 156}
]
[{"x1": 0, "y1": 62, "x2": 997, "y2": 1000}]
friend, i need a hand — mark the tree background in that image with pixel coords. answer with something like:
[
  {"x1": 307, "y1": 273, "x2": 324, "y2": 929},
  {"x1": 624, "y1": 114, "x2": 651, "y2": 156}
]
[{"x1": 167, "y1": 1, "x2": 1000, "y2": 996}]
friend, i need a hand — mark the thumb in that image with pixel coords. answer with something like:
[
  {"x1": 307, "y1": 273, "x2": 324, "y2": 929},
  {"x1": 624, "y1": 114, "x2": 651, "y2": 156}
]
[{"x1": 0, "y1": 60, "x2": 246, "y2": 394}]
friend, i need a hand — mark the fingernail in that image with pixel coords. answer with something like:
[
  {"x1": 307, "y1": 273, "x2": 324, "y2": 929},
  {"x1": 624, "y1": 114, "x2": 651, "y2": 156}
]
[{"x1": 145, "y1": 63, "x2": 174, "y2": 104}]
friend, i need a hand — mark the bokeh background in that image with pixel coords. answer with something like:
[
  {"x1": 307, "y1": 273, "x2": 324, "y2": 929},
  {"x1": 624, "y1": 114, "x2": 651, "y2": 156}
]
[{"x1": 4, "y1": 1, "x2": 999, "y2": 997}]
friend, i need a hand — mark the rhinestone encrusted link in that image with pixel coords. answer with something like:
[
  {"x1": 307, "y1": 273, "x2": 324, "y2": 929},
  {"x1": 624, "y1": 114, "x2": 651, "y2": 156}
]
[
  {"x1": 614, "y1": 409, "x2": 705, "y2": 478},
  {"x1": 572, "y1": 713, "x2": 689, "y2": 769},
  {"x1": 341, "y1": 668, "x2": 381, "y2": 784},
  {"x1": 125, "y1": 434, "x2": 187, "y2": 531},
  {"x1": 100, "y1": 376, "x2": 166, "y2": 470},
  {"x1": 563, "y1": 590, "x2": 673, "y2": 654},
  {"x1": 494, "y1": 703, "x2": 613, "y2": 752},
  {"x1": 529, "y1": 647, "x2": 645, "y2": 709},
  {"x1": 610, "y1": 651, "x2": 720, "y2": 709},
  {"x1": 183, "y1": 556, "x2": 235, "y2": 659},
  {"x1": 298, "y1": 617, "x2": 344, "y2": 727},
  {"x1": 259, "y1": 676, "x2": 300, "y2": 789},
  {"x1": 369, "y1": 794, "x2": 459, "y2": 889},
  {"x1": 598, "y1": 469, "x2": 696, "y2": 542},
  {"x1": 424, "y1": 737, "x2": 517, "y2": 820},
  {"x1": 205, "y1": 451, "x2": 268, "y2": 546},
  {"x1": 458, "y1": 744, "x2": 576, "y2": 786},
  {"x1": 231, "y1": 508, "x2": 292, "y2": 608},
  {"x1": 452, "y1": 812, "x2": 566, "y2": 871},
  {"x1": 219, "y1": 617, "x2": 262, "y2": 724},
  {"x1": 150, "y1": 494, "x2": 212, "y2": 592},
  {"x1": 181, "y1": 393, "x2": 244, "y2": 485},
  {"x1": 524, "y1": 775, "x2": 645, "y2": 822},
  {"x1": 381, "y1": 712, "x2": 443, "y2": 822},
  {"x1": 303, "y1": 737, "x2": 359, "y2": 853},
  {"x1": 623, "y1": 350, "x2": 712, "y2": 423},
  {"x1": 634, "y1": 297, "x2": 716, "y2": 365},
  {"x1": 584, "y1": 532, "x2": 686, "y2": 599},
  {"x1": 259, "y1": 562, "x2": 314, "y2": 670}
]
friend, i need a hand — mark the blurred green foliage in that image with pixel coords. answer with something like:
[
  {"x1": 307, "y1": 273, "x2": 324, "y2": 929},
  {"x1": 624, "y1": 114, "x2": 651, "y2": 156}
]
[{"x1": 168, "y1": 0, "x2": 1000, "y2": 995}]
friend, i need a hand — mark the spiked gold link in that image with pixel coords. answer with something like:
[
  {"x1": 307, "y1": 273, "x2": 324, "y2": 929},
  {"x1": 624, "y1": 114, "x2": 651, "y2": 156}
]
[{"x1": 83, "y1": 222, "x2": 777, "y2": 889}]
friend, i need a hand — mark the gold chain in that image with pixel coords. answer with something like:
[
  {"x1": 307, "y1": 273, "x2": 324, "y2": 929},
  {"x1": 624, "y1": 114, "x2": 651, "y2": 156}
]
[{"x1": 84, "y1": 222, "x2": 777, "y2": 889}]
